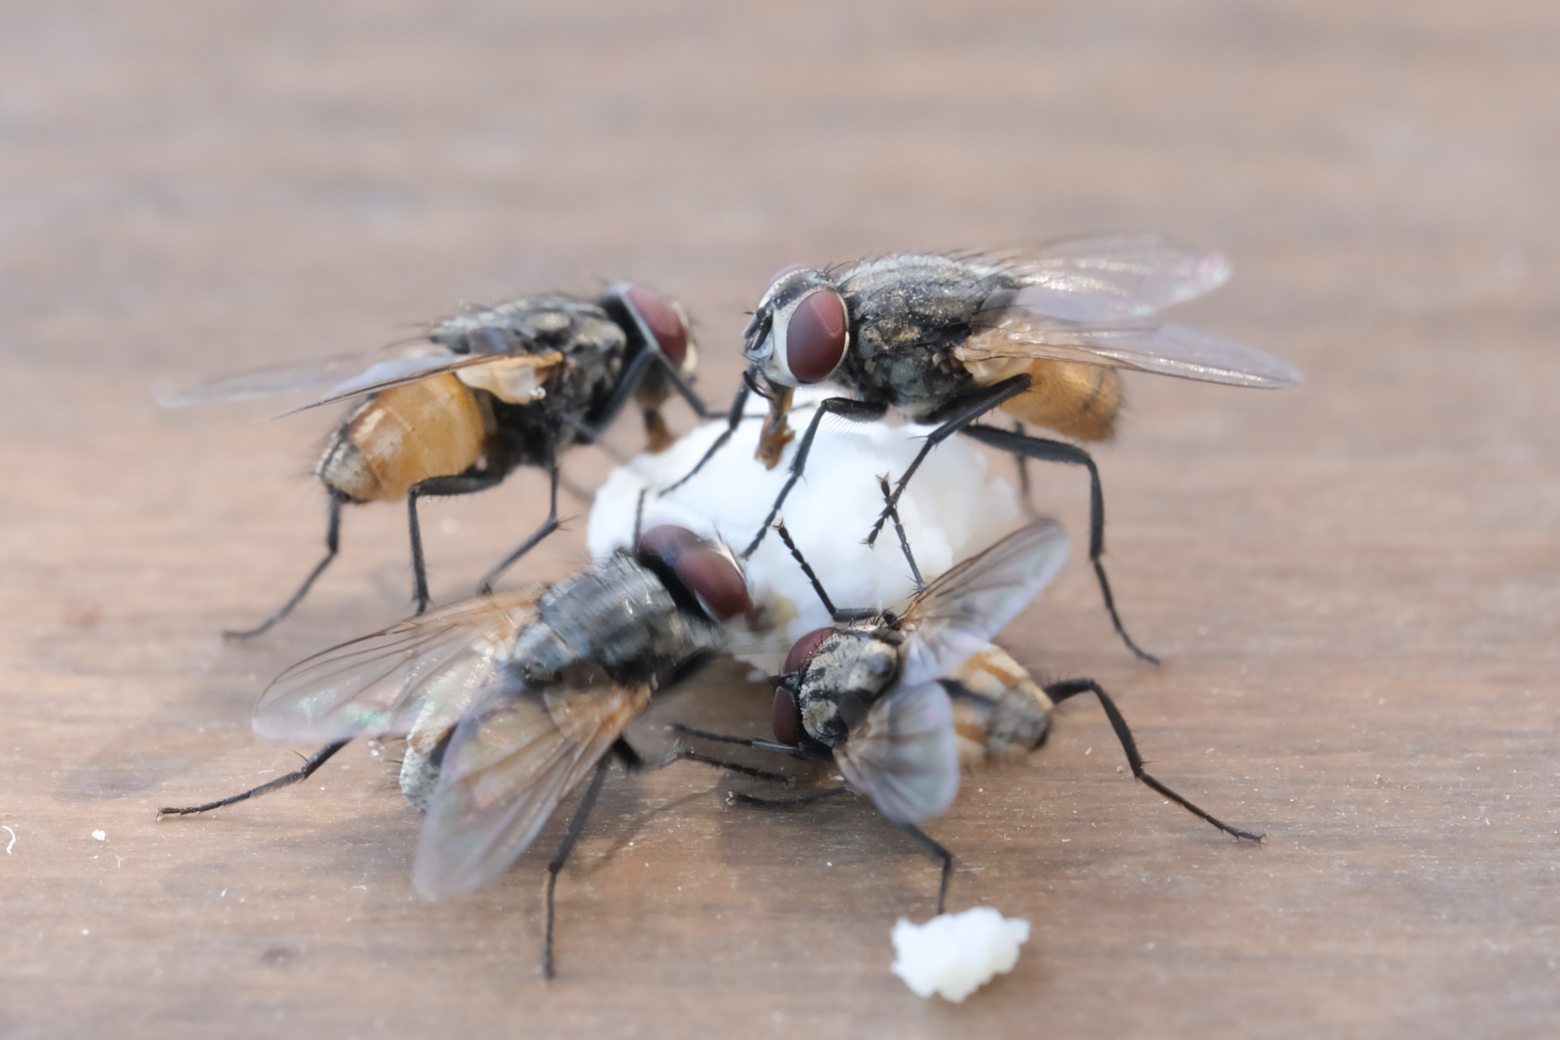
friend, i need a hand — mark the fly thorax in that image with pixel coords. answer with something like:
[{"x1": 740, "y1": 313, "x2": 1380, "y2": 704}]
[
  {"x1": 520, "y1": 556, "x2": 696, "y2": 684},
  {"x1": 794, "y1": 630, "x2": 899, "y2": 747}
]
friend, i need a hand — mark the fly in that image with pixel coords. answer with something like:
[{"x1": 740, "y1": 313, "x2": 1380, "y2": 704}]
[
  {"x1": 159, "y1": 521, "x2": 762, "y2": 978},
  {"x1": 165, "y1": 282, "x2": 708, "y2": 636},
  {"x1": 671, "y1": 236, "x2": 1302, "y2": 662}
]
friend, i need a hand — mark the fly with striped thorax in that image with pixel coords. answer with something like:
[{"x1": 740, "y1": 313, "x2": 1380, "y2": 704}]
[
  {"x1": 668, "y1": 236, "x2": 1303, "y2": 663},
  {"x1": 165, "y1": 282, "x2": 710, "y2": 636}
]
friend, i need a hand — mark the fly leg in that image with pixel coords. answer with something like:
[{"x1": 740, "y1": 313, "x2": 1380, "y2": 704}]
[
  {"x1": 1012, "y1": 418, "x2": 1040, "y2": 518},
  {"x1": 567, "y1": 346, "x2": 714, "y2": 446},
  {"x1": 770, "y1": 520, "x2": 880, "y2": 623},
  {"x1": 671, "y1": 724, "x2": 953, "y2": 911},
  {"x1": 876, "y1": 474, "x2": 926, "y2": 591},
  {"x1": 476, "y1": 436, "x2": 561, "y2": 595},
  {"x1": 659, "y1": 381, "x2": 751, "y2": 495},
  {"x1": 225, "y1": 495, "x2": 346, "y2": 639},
  {"x1": 1044, "y1": 678, "x2": 1264, "y2": 843},
  {"x1": 541, "y1": 754, "x2": 612, "y2": 981},
  {"x1": 741, "y1": 395, "x2": 890, "y2": 558},
  {"x1": 156, "y1": 740, "x2": 350, "y2": 818},
  {"x1": 406, "y1": 469, "x2": 511, "y2": 612},
  {"x1": 959, "y1": 422, "x2": 1157, "y2": 664},
  {"x1": 864, "y1": 374, "x2": 1035, "y2": 549},
  {"x1": 892, "y1": 820, "x2": 954, "y2": 914}
]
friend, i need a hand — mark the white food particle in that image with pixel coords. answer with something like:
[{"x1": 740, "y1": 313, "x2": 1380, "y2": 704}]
[
  {"x1": 587, "y1": 389, "x2": 1021, "y2": 672},
  {"x1": 890, "y1": 907, "x2": 1030, "y2": 1002},
  {"x1": 91, "y1": 830, "x2": 106, "y2": 841}
]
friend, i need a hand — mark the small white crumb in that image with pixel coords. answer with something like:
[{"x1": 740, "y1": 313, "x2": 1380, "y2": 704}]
[
  {"x1": 91, "y1": 830, "x2": 106, "y2": 841},
  {"x1": 891, "y1": 907, "x2": 1029, "y2": 1002}
]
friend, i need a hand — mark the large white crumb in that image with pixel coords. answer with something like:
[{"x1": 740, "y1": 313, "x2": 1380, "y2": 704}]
[
  {"x1": 587, "y1": 388, "x2": 1022, "y2": 672},
  {"x1": 890, "y1": 907, "x2": 1031, "y2": 1002}
]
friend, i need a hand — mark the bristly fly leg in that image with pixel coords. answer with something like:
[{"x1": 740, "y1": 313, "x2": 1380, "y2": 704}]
[
  {"x1": 224, "y1": 496, "x2": 344, "y2": 639},
  {"x1": 1044, "y1": 677, "x2": 1264, "y2": 843},
  {"x1": 863, "y1": 374, "x2": 1036, "y2": 551},
  {"x1": 770, "y1": 520, "x2": 879, "y2": 624},
  {"x1": 156, "y1": 740, "x2": 350, "y2": 818},
  {"x1": 567, "y1": 346, "x2": 714, "y2": 446},
  {"x1": 542, "y1": 753, "x2": 611, "y2": 981},
  {"x1": 671, "y1": 732, "x2": 953, "y2": 913},
  {"x1": 408, "y1": 467, "x2": 512, "y2": 613},
  {"x1": 741, "y1": 395, "x2": 891, "y2": 559},
  {"x1": 959, "y1": 423, "x2": 1157, "y2": 665},
  {"x1": 877, "y1": 474, "x2": 925, "y2": 592},
  {"x1": 539, "y1": 737, "x2": 792, "y2": 979},
  {"x1": 476, "y1": 432, "x2": 562, "y2": 596},
  {"x1": 659, "y1": 381, "x2": 751, "y2": 496}
]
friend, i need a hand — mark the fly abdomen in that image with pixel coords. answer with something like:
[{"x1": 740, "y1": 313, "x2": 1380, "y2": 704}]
[{"x1": 317, "y1": 374, "x2": 492, "y2": 502}]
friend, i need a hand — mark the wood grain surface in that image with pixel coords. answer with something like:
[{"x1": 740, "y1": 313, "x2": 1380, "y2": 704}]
[{"x1": 2, "y1": 1, "x2": 1556, "y2": 1037}]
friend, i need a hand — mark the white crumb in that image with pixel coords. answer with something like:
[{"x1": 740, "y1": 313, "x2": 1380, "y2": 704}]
[
  {"x1": 91, "y1": 830, "x2": 106, "y2": 841},
  {"x1": 587, "y1": 388, "x2": 1021, "y2": 672},
  {"x1": 890, "y1": 907, "x2": 1030, "y2": 1002}
]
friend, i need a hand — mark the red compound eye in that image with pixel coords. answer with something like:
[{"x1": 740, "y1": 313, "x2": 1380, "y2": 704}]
[
  {"x1": 620, "y1": 282, "x2": 690, "y2": 367},
  {"x1": 638, "y1": 524, "x2": 703, "y2": 560},
  {"x1": 675, "y1": 548, "x2": 751, "y2": 620},
  {"x1": 781, "y1": 289, "x2": 848, "y2": 384},
  {"x1": 783, "y1": 626, "x2": 835, "y2": 675},
  {"x1": 772, "y1": 687, "x2": 803, "y2": 746}
]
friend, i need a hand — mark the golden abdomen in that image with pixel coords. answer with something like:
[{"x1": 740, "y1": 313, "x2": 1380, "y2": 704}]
[
  {"x1": 962, "y1": 354, "x2": 1121, "y2": 442},
  {"x1": 318, "y1": 374, "x2": 490, "y2": 502},
  {"x1": 996, "y1": 358, "x2": 1121, "y2": 442}
]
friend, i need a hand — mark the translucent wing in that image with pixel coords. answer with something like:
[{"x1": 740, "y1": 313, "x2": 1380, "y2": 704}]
[
  {"x1": 290, "y1": 351, "x2": 564, "y2": 413},
  {"x1": 835, "y1": 679, "x2": 960, "y2": 824},
  {"x1": 161, "y1": 346, "x2": 564, "y2": 413},
  {"x1": 252, "y1": 589, "x2": 543, "y2": 744},
  {"x1": 993, "y1": 234, "x2": 1233, "y2": 321},
  {"x1": 958, "y1": 316, "x2": 1303, "y2": 389},
  {"x1": 158, "y1": 342, "x2": 454, "y2": 407},
  {"x1": 413, "y1": 671, "x2": 651, "y2": 898},
  {"x1": 896, "y1": 519, "x2": 1071, "y2": 688}
]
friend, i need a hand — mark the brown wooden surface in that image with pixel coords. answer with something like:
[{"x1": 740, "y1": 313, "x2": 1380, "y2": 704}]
[{"x1": 2, "y1": 2, "x2": 1557, "y2": 1037}]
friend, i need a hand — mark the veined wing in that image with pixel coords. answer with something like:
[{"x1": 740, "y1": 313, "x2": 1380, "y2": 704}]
[
  {"x1": 897, "y1": 519, "x2": 1070, "y2": 688},
  {"x1": 252, "y1": 588, "x2": 543, "y2": 744},
  {"x1": 158, "y1": 341, "x2": 453, "y2": 407},
  {"x1": 991, "y1": 234, "x2": 1232, "y2": 321},
  {"x1": 958, "y1": 316, "x2": 1303, "y2": 389},
  {"x1": 292, "y1": 350, "x2": 565, "y2": 413},
  {"x1": 161, "y1": 346, "x2": 566, "y2": 413},
  {"x1": 413, "y1": 671, "x2": 652, "y2": 899},
  {"x1": 835, "y1": 679, "x2": 959, "y2": 824}
]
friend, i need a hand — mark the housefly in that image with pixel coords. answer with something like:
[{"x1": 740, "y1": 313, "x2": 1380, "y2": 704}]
[
  {"x1": 166, "y1": 282, "x2": 708, "y2": 636},
  {"x1": 680, "y1": 508, "x2": 1262, "y2": 912},
  {"x1": 673, "y1": 235, "x2": 1302, "y2": 662},
  {"x1": 159, "y1": 522, "x2": 758, "y2": 978},
  {"x1": 677, "y1": 518, "x2": 1071, "y2": 909}
]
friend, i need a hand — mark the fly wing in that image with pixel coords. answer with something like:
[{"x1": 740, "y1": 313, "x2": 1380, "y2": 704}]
[
  {"x1": 993, "y1": 234, "x2": 1232, "y2": 321},
  {"x1": 834, "y1": 679, "x2": 960, "y2": 824},
  {"x1": 289, "y1": 351, "x2": 565, "y2": 413},
  {"x1": 413, "y1": 671, "x2": 652, "y2": 899},
  {"x1": 158, "y1": 341, "x2": 454, "y2": 407},
  {"x1": 958, "y1": 316, "x2": 1303, "y2": 389},
  {"x1": 252, "y1": 589, "x2": 543, "y2": 744},
  {"x1": 897, "y1": 519, "x2": 1070, "y2": 688}
]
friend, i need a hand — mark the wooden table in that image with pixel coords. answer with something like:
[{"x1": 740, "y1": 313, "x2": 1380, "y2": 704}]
[{"x1": 3, "y1": 1, "x2": 1556, "y2": 1036}]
